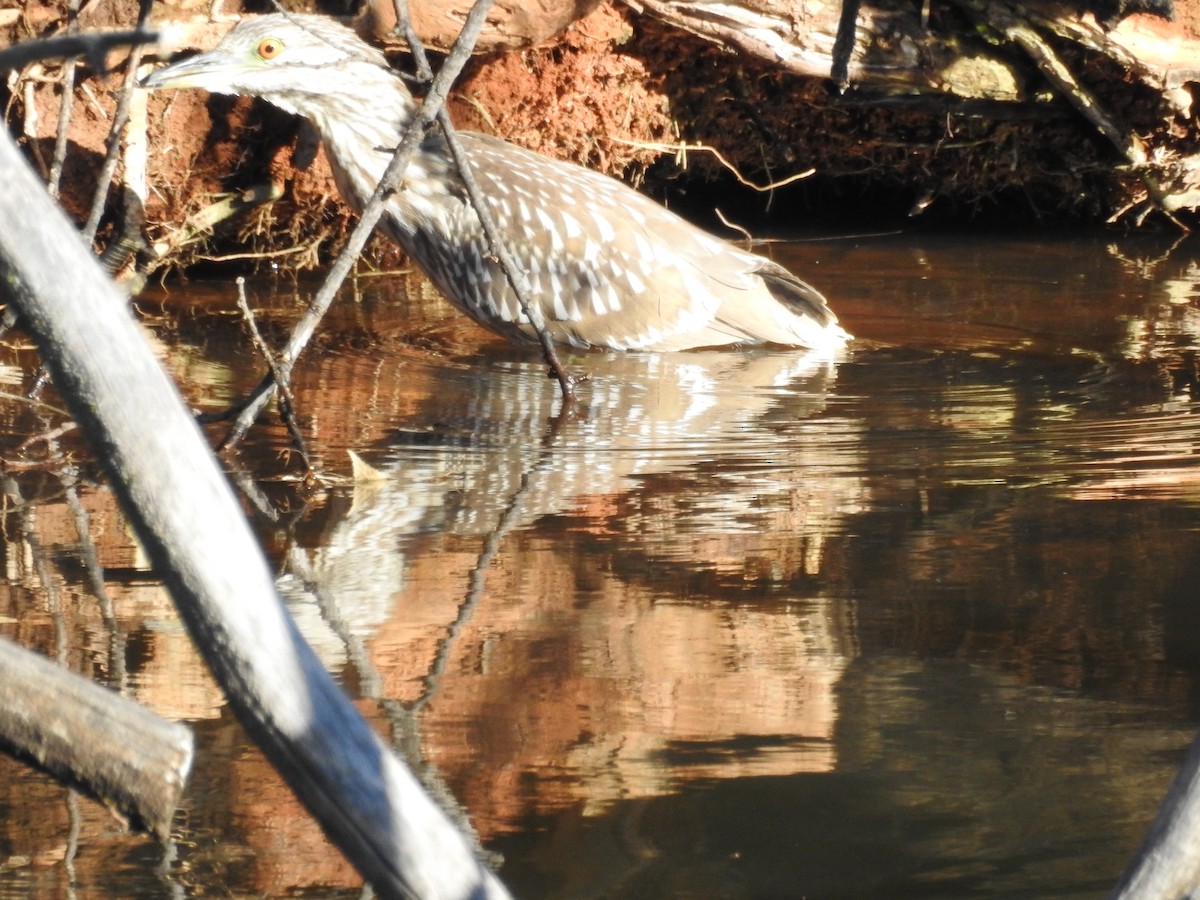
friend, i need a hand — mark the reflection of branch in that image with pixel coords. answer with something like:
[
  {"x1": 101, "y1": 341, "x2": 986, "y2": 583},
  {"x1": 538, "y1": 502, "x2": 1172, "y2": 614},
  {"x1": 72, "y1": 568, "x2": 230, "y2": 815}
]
[
  {"x1": 283, "y1": 481, "x2": 500, "y2": 859},
  {"x1": 59, "y1": 466, "x2": 127, "y2": 687},
  {"x1": 412, "y1": 410, "x2": 571, "y2": 714},
  {"x1": 0, "y1": 31, "x2": 158, "y2": 72},
  {"x1": 412, "y1": 465, "x2": 537, "y2": 715},
  {"x1": 20, "y1": 336, "x2": 128, "y2": 708}
]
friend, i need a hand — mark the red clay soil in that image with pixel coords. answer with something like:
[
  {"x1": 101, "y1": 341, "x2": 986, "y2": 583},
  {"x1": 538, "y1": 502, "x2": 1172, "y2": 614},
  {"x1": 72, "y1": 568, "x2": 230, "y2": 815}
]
[{"x1": 2, "y1": 0, "x2": 1197, "y2": 274}]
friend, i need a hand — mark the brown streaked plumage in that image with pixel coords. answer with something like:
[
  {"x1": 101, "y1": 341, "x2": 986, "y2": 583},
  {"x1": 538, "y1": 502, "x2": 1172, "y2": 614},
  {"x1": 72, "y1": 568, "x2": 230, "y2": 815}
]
[{"x1": 143, "y1": 14, "x2": 851, "y2": 352}]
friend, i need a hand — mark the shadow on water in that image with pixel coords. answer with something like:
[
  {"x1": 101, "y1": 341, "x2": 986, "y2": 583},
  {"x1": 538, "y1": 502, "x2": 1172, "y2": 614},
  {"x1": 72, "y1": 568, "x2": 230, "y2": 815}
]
[{"x1": 1, "y1": 230, "x2": 1200, "y2": 897}]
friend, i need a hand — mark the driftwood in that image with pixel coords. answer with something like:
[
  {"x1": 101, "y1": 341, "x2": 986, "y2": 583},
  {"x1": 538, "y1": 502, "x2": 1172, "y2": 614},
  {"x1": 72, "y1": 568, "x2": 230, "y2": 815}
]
[
  {"x1": 0, "y1": 637, "x2": 192, "y2": 840},
  {"x1": 627, "y1": 0, "x2": 1004, "y2": 94},
  {"x1": 0, "y1": 125, "x2": 510, "y2": 898}
]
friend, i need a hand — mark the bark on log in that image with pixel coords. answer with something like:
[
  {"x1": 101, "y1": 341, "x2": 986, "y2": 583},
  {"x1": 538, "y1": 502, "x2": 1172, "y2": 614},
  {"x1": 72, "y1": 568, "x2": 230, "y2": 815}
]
[
  {"x1": 627, "y1": 0, "x2": 1028, "y2": 97},
  {"x1": 0, "y1": 127, "x2": 510, "y2": 900},
  {"x1": 0, "y1": 637, "x2": 192, "y2": 840}
]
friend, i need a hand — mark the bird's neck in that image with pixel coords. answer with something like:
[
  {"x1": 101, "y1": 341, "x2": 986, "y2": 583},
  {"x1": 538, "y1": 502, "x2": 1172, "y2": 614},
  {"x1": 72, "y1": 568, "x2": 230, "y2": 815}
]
[
  {"x1": 292, "y1": 74, "x2": 454, "y2": 216},
  {"x1": 304, "y1": 77, "x2": 415, "y2": 154}
]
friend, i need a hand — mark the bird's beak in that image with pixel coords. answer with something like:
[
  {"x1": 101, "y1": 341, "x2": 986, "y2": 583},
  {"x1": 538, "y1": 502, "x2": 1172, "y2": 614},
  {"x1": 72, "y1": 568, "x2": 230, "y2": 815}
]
[{"x1": 139, "y1": 49, "x2": 228, "y2": 91}]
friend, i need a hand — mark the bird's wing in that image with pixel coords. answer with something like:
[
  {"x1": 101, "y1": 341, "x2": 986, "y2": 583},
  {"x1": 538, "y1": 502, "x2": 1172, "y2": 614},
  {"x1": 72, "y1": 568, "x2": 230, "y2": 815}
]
[{"x1": 447, "y1": 133, "x2": 761, "y2": 349}]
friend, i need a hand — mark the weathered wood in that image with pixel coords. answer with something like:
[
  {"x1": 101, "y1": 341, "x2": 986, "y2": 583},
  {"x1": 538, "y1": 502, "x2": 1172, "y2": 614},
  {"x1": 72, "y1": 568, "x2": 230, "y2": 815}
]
[
  {"x1": 626, "y1": 0, "x2": 1200, "y2": 98},
  {"x1": 626, "y1": 0, "x2": 1029, "y2": 98},
  {"x1": 0, "y1": 127, "x2": 510, "y2": 899},
  {"x1": 626, "y1": 0, "x2": 1200, "y2": 220},
  {"x1": 1112, "y1": 735, "x2": 1200, "y2": 899},
  {"x1": 0, "y1": 637, "x2": 191, "y2": 840}
]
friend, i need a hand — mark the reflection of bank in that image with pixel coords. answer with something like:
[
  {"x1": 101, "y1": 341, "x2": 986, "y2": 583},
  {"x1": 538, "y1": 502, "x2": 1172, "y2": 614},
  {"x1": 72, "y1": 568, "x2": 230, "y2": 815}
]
[{"x1": 279, "y1": 347, "x2": 865, "y2": 837}]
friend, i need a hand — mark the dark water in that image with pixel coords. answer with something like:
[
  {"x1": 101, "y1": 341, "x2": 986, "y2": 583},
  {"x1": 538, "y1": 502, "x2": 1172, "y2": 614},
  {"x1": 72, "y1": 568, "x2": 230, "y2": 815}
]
[{"x1": 1, "y1": 231, "x2": 1199, "y2": 898}]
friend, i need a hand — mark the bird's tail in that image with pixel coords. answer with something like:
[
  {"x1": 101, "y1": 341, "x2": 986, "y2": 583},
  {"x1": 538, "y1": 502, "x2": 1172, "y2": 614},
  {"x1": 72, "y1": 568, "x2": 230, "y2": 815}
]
[{"x1": 757, "y1": 259, "x2": 840, "y2": 328}]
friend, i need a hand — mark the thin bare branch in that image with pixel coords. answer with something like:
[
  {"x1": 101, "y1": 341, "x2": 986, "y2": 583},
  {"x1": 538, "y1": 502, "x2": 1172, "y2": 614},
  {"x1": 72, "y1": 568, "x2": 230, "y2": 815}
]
[
  {"x1": 0, "y1": 31, "x2": 156, "y2": 72},
  {"x1": 234, "y1": 277, "x2": 313, "y2": 472},
  {"x1": 391, "y1": 0, "x2": 577, "y2": 400}
]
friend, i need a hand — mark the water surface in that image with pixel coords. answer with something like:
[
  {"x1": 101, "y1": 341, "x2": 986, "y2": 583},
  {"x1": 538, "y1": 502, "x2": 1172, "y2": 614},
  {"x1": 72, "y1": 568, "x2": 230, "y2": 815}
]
[{"x1": 1, "y1": 230, "x2": 1199, "y2": 898}]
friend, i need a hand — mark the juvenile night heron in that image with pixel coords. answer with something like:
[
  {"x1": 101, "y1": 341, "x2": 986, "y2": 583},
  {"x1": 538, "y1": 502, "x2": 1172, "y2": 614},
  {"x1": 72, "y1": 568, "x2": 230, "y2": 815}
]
[{"x1": 143, "y1": 14, "x2": 850, "y2": 352}]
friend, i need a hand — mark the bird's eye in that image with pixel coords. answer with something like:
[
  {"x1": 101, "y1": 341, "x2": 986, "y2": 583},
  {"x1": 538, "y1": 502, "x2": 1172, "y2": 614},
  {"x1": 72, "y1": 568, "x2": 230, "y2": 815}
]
[{"x1": 256, "y1": 37, "x2": 284, "y2": 60}]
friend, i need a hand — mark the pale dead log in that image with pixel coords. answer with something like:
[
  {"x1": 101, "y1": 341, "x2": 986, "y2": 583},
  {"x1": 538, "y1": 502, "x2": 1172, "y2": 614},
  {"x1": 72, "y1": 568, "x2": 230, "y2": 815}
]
[
  {"x1": 624, "y1": 0, "x2": 1029, "y2": 99},
  {"x1": 0, "y1": 125, "x2": 510, "y2": 899},
  {"x1": 0, "y1": 637, "x2": 191, "y2": 840},
  {"x1": 979, "y1": 3, "x2": 1200, "y2": 91},
  {"x1": 623, "y1": 0, "x2": 1200, "y2": 100}
]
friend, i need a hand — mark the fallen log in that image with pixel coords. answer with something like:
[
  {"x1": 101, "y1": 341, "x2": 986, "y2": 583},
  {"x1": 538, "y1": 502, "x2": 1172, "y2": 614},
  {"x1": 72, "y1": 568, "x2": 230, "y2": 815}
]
[{"x1": 0, "y1": 637, "x2": 191, "y2": 840}]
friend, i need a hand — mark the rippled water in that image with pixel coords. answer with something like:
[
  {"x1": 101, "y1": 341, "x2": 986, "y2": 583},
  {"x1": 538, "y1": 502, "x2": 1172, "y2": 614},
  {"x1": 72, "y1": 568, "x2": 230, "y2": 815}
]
[{"x1": 1, "y1": 231, "x2": 1199, "y2": 898}]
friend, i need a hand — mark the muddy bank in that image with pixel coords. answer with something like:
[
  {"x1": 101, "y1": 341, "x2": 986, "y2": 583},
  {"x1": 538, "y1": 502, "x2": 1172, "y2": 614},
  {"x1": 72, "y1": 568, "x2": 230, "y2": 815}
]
[{"x1": 2, "y1": 0, "x2": 1198, "y2": 275}]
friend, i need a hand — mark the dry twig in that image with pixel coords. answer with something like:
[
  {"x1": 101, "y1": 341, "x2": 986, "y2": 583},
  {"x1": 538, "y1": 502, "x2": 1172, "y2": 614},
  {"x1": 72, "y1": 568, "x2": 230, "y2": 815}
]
[
  {"x1": 234, "y1": 277, "x2": 312, "y2": 472},
  {"x1": 612, "y1": 137, "x2": 815, "y2": 192}
]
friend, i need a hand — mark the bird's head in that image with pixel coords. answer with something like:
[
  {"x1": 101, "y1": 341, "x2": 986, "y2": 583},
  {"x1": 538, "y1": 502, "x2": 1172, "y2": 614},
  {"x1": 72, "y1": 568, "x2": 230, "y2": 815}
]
[{"x1": 141, "y1": 14, "x2": 394, "y2": 114}]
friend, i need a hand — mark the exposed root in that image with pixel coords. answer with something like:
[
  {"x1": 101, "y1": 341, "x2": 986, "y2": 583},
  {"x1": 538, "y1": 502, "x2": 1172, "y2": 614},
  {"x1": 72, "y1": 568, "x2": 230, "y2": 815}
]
[{"x1": 612, "y1": 137, "x2": 815, "y2": 193}]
